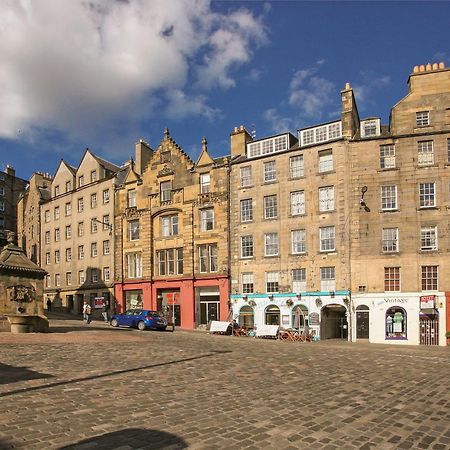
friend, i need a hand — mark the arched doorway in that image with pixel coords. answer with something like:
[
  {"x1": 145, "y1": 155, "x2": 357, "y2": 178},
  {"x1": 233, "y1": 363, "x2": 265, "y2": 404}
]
[
  {"x1": 239, "y1": 305, "x2": 254, "y2": 329},
  {"x1": 265, "y1": 305, "x2": 280, "y2": 325},
  {"x1": 320, "y1": 304, "x2": 347, "y2": 339},
  {"x1": 356, "y1": 305, "x2": 369, "y2": 339}
]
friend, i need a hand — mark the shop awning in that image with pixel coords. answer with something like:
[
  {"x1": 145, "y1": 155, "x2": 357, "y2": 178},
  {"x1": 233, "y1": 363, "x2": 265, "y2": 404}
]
[{"x1": 420, "y1": 308, "x2": 438, "y2": 316}]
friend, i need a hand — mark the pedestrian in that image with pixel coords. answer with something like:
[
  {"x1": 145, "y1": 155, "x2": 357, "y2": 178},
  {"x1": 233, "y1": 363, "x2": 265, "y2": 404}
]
[
  {"x1": 102, "y1": 303, "x2": 109, "y2": 323},
  {"x1": 82, "y1": 300, "x2": 92, "y2": 323},
  {"x1": 46, "y1": 298, "x2": 52, "y2": 312}
]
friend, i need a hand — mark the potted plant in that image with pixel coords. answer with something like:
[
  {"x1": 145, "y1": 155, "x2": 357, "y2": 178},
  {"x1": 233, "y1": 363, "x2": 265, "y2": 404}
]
[
  {"x1": 446, "y1": 331, "x2": 450, "y2": 346},
  {"x1": 286, "y1": 299, "x2": 294, "y2": 307}
]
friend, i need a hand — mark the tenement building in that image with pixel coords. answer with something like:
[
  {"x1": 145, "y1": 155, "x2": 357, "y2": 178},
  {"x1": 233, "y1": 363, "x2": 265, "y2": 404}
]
[
  {"x1": 229, "y1": 63, "x2": 449, "y2": 345},
  {"x1": 114, "y1": 129, "x2": 229, "y2": 329},
  {"x1": 40, "y1": 150, "x2": 124, "y2": 314},
  {"x1": 0, "y1": 165, "x2": 27, "y2": 247}
]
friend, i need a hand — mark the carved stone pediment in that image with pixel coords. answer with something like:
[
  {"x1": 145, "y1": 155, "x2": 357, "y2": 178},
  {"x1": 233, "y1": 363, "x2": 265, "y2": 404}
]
[
  {"x1": 8, "y1": 285, "x2": 36, "y2": 302},
  {"x1": 192, "y1": 192, "x2": 227, "y2": 207},
  {"x1": 157, "y1": 165, "x2": 174, "y2": 177},
  {"x1": 124, "y1": 207, "x2": 143, "y2": 219}
]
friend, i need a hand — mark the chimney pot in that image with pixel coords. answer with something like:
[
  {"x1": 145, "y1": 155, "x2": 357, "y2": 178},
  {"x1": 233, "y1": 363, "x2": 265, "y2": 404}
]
[
  {"x1": 439, "y1": 62, "x2": 445, "y2": 69},
  {"x1": 426, "y1": 63, "x2": 432, "y2": 71},
  {"x1": 419, "y1": 65, "x2": 425, "y2": 72},
  {"x1": 413, "y1": 65, "x2": 419, "y2": 73},
  {"x1": 239, "y1": 125, "x2": 244, "y2": 131},
  {"x1": 432, "y1": 63, "x2": 438, "y2": 70}
]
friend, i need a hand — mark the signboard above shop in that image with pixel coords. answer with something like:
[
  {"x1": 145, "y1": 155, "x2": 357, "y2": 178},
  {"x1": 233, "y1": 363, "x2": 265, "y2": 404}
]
[{"x1": 420, "y1": 295, "x2": 436, "y2": 309}]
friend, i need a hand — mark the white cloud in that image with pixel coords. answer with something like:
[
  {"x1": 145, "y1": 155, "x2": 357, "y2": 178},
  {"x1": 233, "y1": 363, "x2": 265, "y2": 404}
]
[
  {"x1": 0, "y1": 0, "x2": 266, "y2": 142},
  {"x1": 353, "y1": 72, "x2": 390, "y2": 113}
]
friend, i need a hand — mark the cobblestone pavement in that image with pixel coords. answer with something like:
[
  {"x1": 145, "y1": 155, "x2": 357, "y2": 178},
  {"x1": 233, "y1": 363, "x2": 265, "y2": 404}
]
[{"x1": 0, "y1": 314, "x2": 449, "y2": 450}]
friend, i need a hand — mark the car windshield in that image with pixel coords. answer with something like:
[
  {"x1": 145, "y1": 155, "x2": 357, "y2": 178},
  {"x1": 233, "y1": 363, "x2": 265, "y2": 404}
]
[{"x1": 124, "y1": 310, "x2": 135, "y2": 316}]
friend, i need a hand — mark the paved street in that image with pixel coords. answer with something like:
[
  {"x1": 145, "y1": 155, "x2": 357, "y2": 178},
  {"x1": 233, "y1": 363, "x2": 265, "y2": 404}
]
[{"x1": 0, "y1": 314, "x2": 449, "y2": 450}]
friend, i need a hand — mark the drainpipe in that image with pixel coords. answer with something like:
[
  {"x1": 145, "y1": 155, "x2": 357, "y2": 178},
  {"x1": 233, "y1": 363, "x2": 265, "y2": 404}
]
[{"x1": 226, "y1": 163, "x2": 232, "y2": 316}]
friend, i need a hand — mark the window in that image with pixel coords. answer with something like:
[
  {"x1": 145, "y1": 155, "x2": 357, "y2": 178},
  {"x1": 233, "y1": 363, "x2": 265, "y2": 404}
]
[
  {"x1": 0, "y1": 201, "x2": 4, "y2": 212},
  {"x1": 264, "y1": 233, "x2": 279, "y2": 256},
  {"x1": 240, "y1": 166, "x2": 252, "y2": 187},
  {"x1": 318, "y1": 150, "x2": 332, "y2": 173},
  {"x1": 240, "y1": 235, "x2": 254, "y2": 258},
  {"x1": 78, "y1": 175, "x2": 84, "y2": 187},
  {"x1": 264, "y1": 195, "x2": 277, "y2": 219},
  {"x1": 320, "y1": 267, "x2": 335, "y2": 291},
  {"x1": 240, "y1": 199, "x2": 253, "y2": 222},
  {"x1": 55, "y1": 250, "x2": 60, "y2": 263},
  {"x1": 65, "y1": 225, "x2": 72, "y2": 239},
  {"x1": 320, "y1": 226, "x2": 335, "y2": 252},
  {"x1": 128, "y1": 220, "x2": 139, "y2": 241},
  {"x1": 90, "y1": 170, "x2": 97, "y2": 182},
  {"x1": 247, "y1": 134, "x2": 288, "y2": 158},
  {"x1": 263, "y1": 161, "x2": 276, "y2": 182},
  {"x1": 126, "y1": 252, "x2": 142, "y2": 278},
  {"x1": 200, "y1": 208, "x2": 214, "y2": 231},
  {"x1": 421, "y1": 227, "x2": 437, "y2": 251},
  {"x1": 78, "y1": 270, "x2": 85, "y2": 284},
  {"x1": 55, "y1": 228, "x2": 60, "y2": 242},
  {"x1": 161, "y1": 215, "x2": 179, "y2": 236},
  {"x1": 418, "y1": 141, "x2": 434, "y2": 166},
  {"x1": 65, "y1": 181, "x2": 71, "y2": 192},
  {"x1": 200, "y1": 173, "x2": 210, "y2": 193},
  {"x1": 160, "y1": 181, "x2": 172, "y2": 202},
  {"x1": 78, "y1": 245, "x2": 84, "y2": 260},
  {"x1": 45, "y1": 275, "x2": 51, "y2": 288},
  {"x1": 386, "y1": 307, "x2": 407, "y2": 339},
  {"x1": 242, "y1": 273, "x2": 254, "y2": 293},
  {"x1": 157, "y1": 248, "x2": 183, "y2": 276},
  {"x1": 91, "y1": 218, "x2": 98, "y2": 233},
  {"x1": 78, "y1": 222, "x2": 84, "y2": 237},
  {"x1": 266, "y1": 271, "x2": 279, "y2": 293},
  {"x1": 161, "y1": 151, "x2": 171, "y2": 163},
  {"x1": 361, "y1": 119, "x2": 380, "y2": 137},
  {"x1": 381, "y1": 185, "x2": 397, "y2": 210},
  {"x1": 78, "y1": 198, "x2": 84, "y2": 212},
  {"x1": 416, "y1": 111, "x2": 429, "y2": 127},
  {"x1": 45, "y1": 252, "x2": 50, "y2": 265},
  {"x1": 45, "y1": 231, "x2": 50, "y2": 244},
  {"x1": 292, "y1": 230, "x2": 306, "y2": 254},
  {"x1": 55, "y1": 273, "x2": 61, "y2": 287},
  {"x1": 380, "y1": 144, "x2": 396, "y2": 169},
  {"x1": 292, "y1": 268, "x2": 306, "y2": 292},
  {"x1": 65, "y1": 248, "x2": 72, "y2": 261},
  {"x1": 90, "y1": 193, "x2": 97, "y2": 208},
  {"x1": 103, "y1": 267, "x2": 110, "y2": 282},
  {"x1": 66, "y1": 272, "x2": 72, "y2": 286},
  {"x1": 384, "y1": 267, "x2": 400, "y2": 291},
  {"x1": 291, "y1": 191, "x2": 305, "y2": 216},
  {"x1": 319, "y1": 186, "x2": 334, "y2": 212},
  {"x1": 421, "y1": 265, "x2": 438, "y2": 291},
  {"x1": 91, "y1": 242, "x2": 98, "y2": 257},
  {"x1": 54, "y1": 206, "x2": 60, "y2": 220},
  {"x1": 103, "y1": 189, "x2": 110, "y2": 204},
  {"x1": 382, "y1": 228, "x2": 398, "y2": 252},
  {"x1": 127, "y1": 189, "x2": 136, "y2": 207},
  {"x1": 198, "y1": 244, "x2": 218, "y2": 273},
  {"x1": 103, "y1": 240, "x2": 110, "y2": 255},
  {"x1": 102, "y1": 215, "x2": 110, "y2": 231},
  {"x1": 54, "y1": 185, "x2": 60, "y2": 196},
  {"x1": 45, "y1": 210, "x2": 50, "y2": 222},
  {"x1": 290, "y1": 155, "x2": 304, "y2": 178},
  {"x1": 419, "y1": 182, "x2": 435, "y2": 208},
  {"x1": 91, "y1": 269, "x2": 99, "y2": 283},
  {"x1": 65, "y1": 202, "x2": 71, "y2": 216}
]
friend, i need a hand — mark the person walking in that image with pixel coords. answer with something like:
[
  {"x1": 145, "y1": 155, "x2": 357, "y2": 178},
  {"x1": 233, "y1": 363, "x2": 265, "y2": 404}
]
[
  {"x1": 102, "y1": 303, "x2": 109, "y2": 323},
  {"x1": 82, "y1": 300, "x2": 92, "y2": 324},
  {"x1": 46, "y1": 298, "x2": 52, "y2": 312}
]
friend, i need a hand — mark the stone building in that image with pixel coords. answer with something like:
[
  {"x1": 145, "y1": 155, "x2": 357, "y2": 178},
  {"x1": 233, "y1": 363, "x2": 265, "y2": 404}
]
[
  {"x1": 229, "y1": 63, "x2": 449, "y2": 345},
  {"x1": 17, "y1": 172, "x2": 52, "y2": 265},
  {"x1": 40, "y1": 150, "x2": 125, "y2": 314},
  {"x1": 114, "y1": 129, "x2": 230, "y2": 329},
  {"x1": 0, "y1": 165, "x2": 27, "y2": 246}
]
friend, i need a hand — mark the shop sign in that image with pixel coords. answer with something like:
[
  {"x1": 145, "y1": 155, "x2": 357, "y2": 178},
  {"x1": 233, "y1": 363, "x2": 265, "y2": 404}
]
[
  {"x1": 384, "y1": 298, "x2": 408, "y2": 303},
  {"x1": 420, "y1": 295, "x2": 435, "y2": 309},
  {"x1": 309, "y1": 312, "x2": 320, "y2": 325},
  {"x1": 94, "y1": 297, "x2": 105, "y2": 309},
  {"x1": 163, "y1": 292, "x2": 180, "y2": 305}
]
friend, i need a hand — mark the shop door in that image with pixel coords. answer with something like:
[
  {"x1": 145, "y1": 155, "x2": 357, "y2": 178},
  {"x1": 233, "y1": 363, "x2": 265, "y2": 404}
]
[
  {"x1": 200, "y1": 300, "x2": 219, "y2": 325},
  {"x1": 356, "y1": 311, "x2": 369, "y2": 338},
  {"x1": 419, "y1": 316, "x2": 439, "y2": 345}
]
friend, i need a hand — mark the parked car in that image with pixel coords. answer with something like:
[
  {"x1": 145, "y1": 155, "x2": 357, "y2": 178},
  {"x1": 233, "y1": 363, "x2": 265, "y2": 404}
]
[{"x1": 110, "y1": 309, "x2": 168, "y2": 331}]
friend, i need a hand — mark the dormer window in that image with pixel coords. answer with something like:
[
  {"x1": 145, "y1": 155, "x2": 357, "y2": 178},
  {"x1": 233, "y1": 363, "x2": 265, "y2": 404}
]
[
  {"x1": 200, "y1": 173, "x2": 210, "y2": 194},
  {"x1": 91, "y1": 170, "x2": 97, "y2": 182},
  {"x1": 160, "y1": 180, "x2": 172, "y2": 202},
  {"x1": 416, "y1": 111, "x2": 429, "y2": 127},
  {"x1": 78, "y1": 175, "x2": 84, "y2": 187},
  {"x1": 127, "y1": 189, "x2": 136, "y2": 208},
  {"x1": 360, "y1": 119, "x2": 380, "y2": 138}
]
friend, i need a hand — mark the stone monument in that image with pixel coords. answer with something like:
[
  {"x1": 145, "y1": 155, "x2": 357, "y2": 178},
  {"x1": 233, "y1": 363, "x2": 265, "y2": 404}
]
[{"x1": 0, "y1": 231, "x2": 49, "y2": 332}]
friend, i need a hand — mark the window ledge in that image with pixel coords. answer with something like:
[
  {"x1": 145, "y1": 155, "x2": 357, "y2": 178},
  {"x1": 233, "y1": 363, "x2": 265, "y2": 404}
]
[
  {"x1": 240, "y1": 257, "x2": 255, "y2": 260},
  {"x1": 289, "y1": 213, "x2": 306, "y2": 219},
  {"x1": 417, "y1": 206, "x2": 439, "y2": 211},
  {"x1": 317, "y1": 170, "x2": 335, "y2": 176},
  {"x1": 385, "y1": 337, "x2": 408, "y2": 341},
  {"x1": 288, "y1": 176, "x2": 306, "y2": 181},
  {"x1": 319, "y1": 251, "x2": 337, "y2": 255},
  {"x1": 318, "y1": 209, "x2": 335, "y2": 214},
  {"x1": 264, "y1": 217, "x2": 278, "y2": 221},
  {"x1": 261, "y1": 180, "x2": 278, "y2": 185},
  {"x1": 382, "y1": 251, "x2": 399, "y2": 255},
  {"x1": 377, "y1": 167, "x2": 399, "y2": 173},
  {"x1": 240, "y1": 184, "x2": 254, "y2": 189},
  {"x1": 414, "y1": 125, "x2": 431, "y2": 130},
  {"x1": 416, "y1": 164, "x2": 438, "y2": 169},
  {"x1": 418, "y1": 249, "x2": 439, "y2": 254},
  {"x1": 380, "y1": 209, "x2": 399, "y2": 213},
  {"x1": 264, "y1": 255, "x2": 280, "y2": 259}
]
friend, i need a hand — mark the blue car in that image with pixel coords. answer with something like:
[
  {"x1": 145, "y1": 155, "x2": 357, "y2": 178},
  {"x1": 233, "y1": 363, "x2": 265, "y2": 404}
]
[{"x1": 110, "y1": 309, "x2": 168, "y2": 331}]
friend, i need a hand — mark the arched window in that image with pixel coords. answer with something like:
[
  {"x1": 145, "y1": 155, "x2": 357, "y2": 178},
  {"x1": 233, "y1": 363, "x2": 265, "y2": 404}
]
[
  {"x1": 265, "y1": 305, "x2": 280, "y2": 325},
  {"x1": 239, "y1": 305, "x2": 254, "y2": 329},
  {"x1": 386, "y1": 306, "x2": 407, "y2": 339},
  {"x1": 292, "y1": 304, "x2": 308, "y2": 328}
]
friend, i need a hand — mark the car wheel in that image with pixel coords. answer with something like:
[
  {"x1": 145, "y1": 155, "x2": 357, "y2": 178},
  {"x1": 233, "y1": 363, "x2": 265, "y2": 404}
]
[
  {"x1": 111, "y1": 318, "x2": 119, "y2": 327},
  {"x1": 137, "y1": 321, "x2": 146, "y2": 331}
]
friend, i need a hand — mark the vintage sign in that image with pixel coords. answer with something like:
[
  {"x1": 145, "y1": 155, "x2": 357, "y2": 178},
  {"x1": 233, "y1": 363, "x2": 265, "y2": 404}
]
[
  {"x1": 420, "y1": 295, "x2": 436, "y2": 309},
  {"x1": 309, "y1": 312, "x2": 320, "y2": 325},
  {"x1": 94, "y1": 297, "x2": 105, "y2": 309}
]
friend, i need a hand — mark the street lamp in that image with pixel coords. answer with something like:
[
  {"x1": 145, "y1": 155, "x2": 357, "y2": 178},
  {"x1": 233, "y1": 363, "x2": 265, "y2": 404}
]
[{"x1": 92, "y1": 218, "x2": 113, "y2": 235}]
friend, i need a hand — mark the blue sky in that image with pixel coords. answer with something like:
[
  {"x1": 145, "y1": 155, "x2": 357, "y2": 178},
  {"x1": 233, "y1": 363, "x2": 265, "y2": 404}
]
[{"x1": 1, "y1": 0, "x2": 449, "y2": 181}]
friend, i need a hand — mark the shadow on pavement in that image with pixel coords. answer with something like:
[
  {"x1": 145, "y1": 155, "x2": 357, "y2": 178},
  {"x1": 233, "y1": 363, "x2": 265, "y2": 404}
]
[
  {"x1": 0, "y1": 362, "x2": 53, "y2": 385},
  {"x1": 58, "y1": 428, "x2": 188, "y2": 449},
  {"x1": 0, "y1": 350, "x2": 231, "y2": 398}
]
